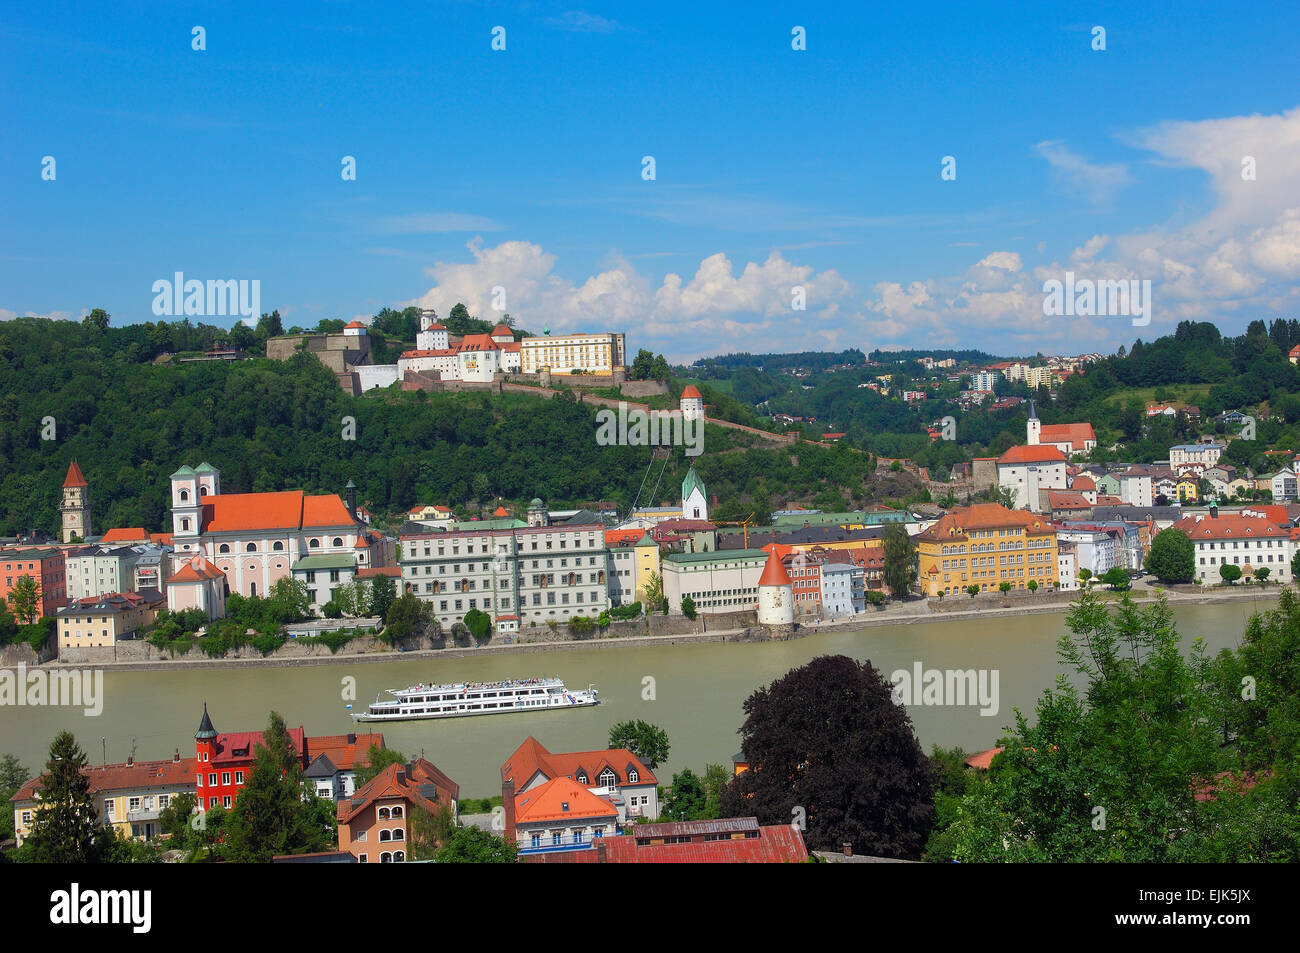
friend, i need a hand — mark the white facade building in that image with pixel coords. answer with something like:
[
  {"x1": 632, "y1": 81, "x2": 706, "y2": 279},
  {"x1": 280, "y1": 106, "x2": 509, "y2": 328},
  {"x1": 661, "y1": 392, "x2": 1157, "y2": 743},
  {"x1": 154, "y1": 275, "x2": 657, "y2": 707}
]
[{"x1": 1172, "y1": 513, "x2": 1295, "y2": 585}]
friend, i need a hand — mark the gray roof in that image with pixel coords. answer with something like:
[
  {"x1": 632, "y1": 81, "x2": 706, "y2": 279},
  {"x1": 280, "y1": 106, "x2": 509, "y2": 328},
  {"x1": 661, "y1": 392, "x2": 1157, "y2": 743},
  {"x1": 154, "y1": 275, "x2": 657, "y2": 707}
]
[
  {"x1": 1089, "y1": 506, "x2": 1184, "y2": 523},
  {"x1": 304, "y1": 753, "x2": 338, "y2": 779}
]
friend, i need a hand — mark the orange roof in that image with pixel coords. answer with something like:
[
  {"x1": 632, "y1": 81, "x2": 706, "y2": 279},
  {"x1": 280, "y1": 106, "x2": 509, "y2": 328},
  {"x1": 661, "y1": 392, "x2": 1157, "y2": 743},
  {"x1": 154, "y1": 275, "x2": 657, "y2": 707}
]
[
  {"x1": 344, "y1": 320, "x2": 367, "y2": 329},
  {"x1": 305, "y1": 732, "x2": 385, "y2": 772},
  {"x1": 1047, "y1": 491, "x2": 1092, "y2": 509},
  {"x1": 168, "y1": 555, "x2": 225, "y2": 584},
  {"x1": 916, "y1": 503, "x2": 1054, "y2": 542},
  {"x1": 150, "y1": 532, "x2": 174, "y2": 547},
  {"x1": 514, "y1": 776, "x2": 619, "y2": 825},
  {"x1": 758, "y1": 548, "x2": 792, "y2": 586},
  {"x1": 356, "y1": 565, "x2": 401, "y2": 578},
  {"x1": 401, "y1": 348, "x2": 458, "y2": 358},
  {"x1": 1071, "y1": 475, "x2": 1097, "y2": 491},
  {"x1": 337, "y1": 758, "x2": 459, "y2": 824},
  {"x1": 202, "y1": 491, "x2": 354, "y2": 533},
  {"x1": 353, "y1": 535, "x2": 370, "y2": 548},
  {"x1": 63, "y1": 460, "x2": 88, "y2": 488},
  {"x1": 493, "y1": 506, "x2": 509, "y2": 517},
  {"x1": 502, "y1": 736, "x2": 657, "y2": 789},
  {"x1": 100, "y1": 527, "x2": 150, "y2": 544},
  {"x1": 1171, "y1": 514, "x2": 1288, "y2": 542},
  {"x1": 964, "y1": 747, "x2": 1004, "y2": 770},
  {"x1": 1039, "y1": 422, "x2": 1096, "y2": 448},
  {"x1": 998, "y1": 445, "x2": 1068, "y2": 465},
  {"x1": 13, "y1": 757, "x2": 198, "y2": 803},
  {"x1": 681, "y1": 385, "x2": 703, "y2": 399},
  {"x1": 491, "y1": 323, "x2": 513, "y2": 336},
  {"x1": 604, "y1": 528, "x2": 645, "y2": 548},
  {"x1": 458, "y1": 333, "x2": 498, "y2": 352}
]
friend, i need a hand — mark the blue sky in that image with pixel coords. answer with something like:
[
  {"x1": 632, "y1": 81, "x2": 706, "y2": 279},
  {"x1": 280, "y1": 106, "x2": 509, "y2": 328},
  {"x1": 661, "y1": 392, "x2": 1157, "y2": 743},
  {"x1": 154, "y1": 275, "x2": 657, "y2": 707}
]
[{"x1": 3, "y1": 1, "x2": 1298, "y2": 361}]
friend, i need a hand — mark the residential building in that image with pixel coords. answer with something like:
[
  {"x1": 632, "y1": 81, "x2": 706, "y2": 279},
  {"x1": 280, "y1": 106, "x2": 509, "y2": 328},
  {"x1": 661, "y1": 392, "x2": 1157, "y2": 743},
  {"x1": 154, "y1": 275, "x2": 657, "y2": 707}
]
[
  {"x1": 1170, "y1": 512, "x2": 1294, "y2": 585},
  {"x1": 1170, "y1": 443, "x2": 1225, "y2": 473},
  {"x1": 1056, "y1": 542, "x2": 1078, "y2": 591},
  {"x1": 65, "y1": 545, "x2": 151, "y2": 601},
  {"x1": 303, "y1": 731, "x2": 387, "y2": 801},
  {"x1": 11, "y1": 752, "x2": 197, "y2": 846},
  {"x1": 1177, "y1": 476, "x2": 1199, "y2": 503},
  {"x1": 501, "y1": 735, "x2": 659, "y2": 853},
  {"x1": 193, "y1": 704, "x2": 306, "y2": 813},
  {"x1": 292, "y1": 554, "x2": 358, "y2": 615},
  {"x1": 819, "y1": 560, "x2": 865, "y2": 616},
  {"x1": 1119, "y1": 466, "x2": 1155, "y2": 508},
  {"x1": 520, "y1": 332, "x2": 625, "y2": 376},
  {"x1": 605, "y1": 529, "x2": 660, "y2": 607},
  {"x1": 972, "y1": 369, "x2": 1001, "y2": 392},
  {"x1": 784, "y1": 552, "x2": 822, "y2": 619},
  {"x1": 56, "y1": 589, "x2": 165, "y2": 650},
  {"x1": 915, "y1": 503, "x2": 1058, "y2": 597},
  {"x1": 0, "y1": 547, "x2": 67, "y2": 620},
  {"x1": 335, "y1": 758, "x2": 460, "y2": 863},
  {"x1": 1272, "y1": 466, "x2": 1298, "y2": 503}
]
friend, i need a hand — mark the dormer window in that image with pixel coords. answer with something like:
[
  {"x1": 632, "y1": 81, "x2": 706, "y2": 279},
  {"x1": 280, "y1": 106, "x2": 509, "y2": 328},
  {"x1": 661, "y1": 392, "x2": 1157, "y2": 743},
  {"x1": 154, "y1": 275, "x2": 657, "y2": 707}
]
[
  {"x1": 628, "y1": 769, "x2": 639, "y2": 783},
  {"x1": 576, "y1": 772, "x2": 587, "y2": 783},
  {"x1": 599, "y1": 768, "x2": 616, "y2": 788}
]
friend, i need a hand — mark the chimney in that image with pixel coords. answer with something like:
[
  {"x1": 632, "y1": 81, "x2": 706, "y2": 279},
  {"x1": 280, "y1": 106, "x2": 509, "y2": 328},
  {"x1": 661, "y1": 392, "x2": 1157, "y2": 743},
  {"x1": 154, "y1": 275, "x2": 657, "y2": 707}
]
[
  {"x1": 596, "y1": 839, "x2": 608, "y2": 863},
  {"x1": 842, "y1": 841, "x2": 853, "y2": 857},
  {"x1": 502, "y1": 777, "x2": 517, "y2": 844},
  {"x1": 126, "y1": 755, "x2": 133, "y2": 766},
  {"x1": 347, "y1": 732, "x2": 357, "y2": 745},
  {"x1": 173, "y1": 749, "x2": 180, "y2": 763}
]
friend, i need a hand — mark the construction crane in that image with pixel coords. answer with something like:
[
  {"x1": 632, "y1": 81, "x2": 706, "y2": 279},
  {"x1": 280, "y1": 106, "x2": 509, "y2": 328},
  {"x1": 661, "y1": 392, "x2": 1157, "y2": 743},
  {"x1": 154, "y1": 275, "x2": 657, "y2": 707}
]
[{"x1": 714, "y1": 513, "x2": 757, "y2": 548}]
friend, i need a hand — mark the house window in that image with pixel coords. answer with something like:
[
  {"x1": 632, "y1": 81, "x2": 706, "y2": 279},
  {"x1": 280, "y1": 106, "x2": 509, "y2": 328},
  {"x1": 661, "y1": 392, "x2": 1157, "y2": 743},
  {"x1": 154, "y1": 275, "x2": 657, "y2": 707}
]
[
  {"x1": 222, "y1": 772, "x2": 231, "y2": 785},
  {"x1": 235, "y1": 771, "x2": 244, "y2": 784},
  {"x1": 222, "y1": 796, "x2": 231, "y2": 808},
  {"x1": 209, "y1": 773, "x2": 217, "y2": 786},
  {"x1": 628, "y1": 769, "x2": 639, "y2": 783},
  {"x1": 599, "y1": 768, "x2": 616, "y2": 787}
]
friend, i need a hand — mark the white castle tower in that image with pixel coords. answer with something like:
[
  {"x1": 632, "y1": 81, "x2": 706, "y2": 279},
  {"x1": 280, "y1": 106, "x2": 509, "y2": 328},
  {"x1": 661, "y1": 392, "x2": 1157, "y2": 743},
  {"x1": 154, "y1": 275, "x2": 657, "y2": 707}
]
[
  {"x1": 1027, "y1": 399, "x2": 1041, "y2": 446},
  {"x1": 757, "y1": 549, "x2": 794, "y2": 625},
  {"x1": 417, "y1": 309, "x2": 449, "y2": 350},
  {"x1": 680, "y1": 385, "x2": 704, "y2": 422},
  {"x1": 682, "y1": 466, "x2": 708, "y2": 521}
]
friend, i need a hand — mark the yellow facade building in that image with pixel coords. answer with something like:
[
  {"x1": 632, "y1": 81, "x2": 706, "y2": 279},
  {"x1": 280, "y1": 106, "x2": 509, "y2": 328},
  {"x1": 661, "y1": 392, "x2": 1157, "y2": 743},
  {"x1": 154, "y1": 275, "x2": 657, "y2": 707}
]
[{"x1": 916, "y1": 503, "x2": 1059, "y2": 597}]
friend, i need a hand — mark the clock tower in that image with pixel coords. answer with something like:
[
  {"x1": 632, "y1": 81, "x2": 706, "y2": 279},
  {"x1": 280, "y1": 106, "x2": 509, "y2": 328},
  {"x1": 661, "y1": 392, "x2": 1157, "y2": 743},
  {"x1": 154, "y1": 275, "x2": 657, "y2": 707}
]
[{"x1": 60, "y1": 460, "x2": 92, "y2": 543}]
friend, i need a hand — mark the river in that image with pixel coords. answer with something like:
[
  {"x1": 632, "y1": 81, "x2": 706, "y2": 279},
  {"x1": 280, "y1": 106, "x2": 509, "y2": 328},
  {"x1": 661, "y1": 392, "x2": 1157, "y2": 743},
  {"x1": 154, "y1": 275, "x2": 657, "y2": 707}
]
[{"x1": 0, "y1": 599, "x2": 1271, "y2": 798}]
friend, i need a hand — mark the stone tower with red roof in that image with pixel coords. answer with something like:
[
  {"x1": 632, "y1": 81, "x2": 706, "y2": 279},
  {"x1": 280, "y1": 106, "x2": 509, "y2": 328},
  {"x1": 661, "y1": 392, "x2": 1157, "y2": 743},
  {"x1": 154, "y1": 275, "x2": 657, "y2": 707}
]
[{"x1": 60, "y1": 460, "x2": 92, "y2": 543}]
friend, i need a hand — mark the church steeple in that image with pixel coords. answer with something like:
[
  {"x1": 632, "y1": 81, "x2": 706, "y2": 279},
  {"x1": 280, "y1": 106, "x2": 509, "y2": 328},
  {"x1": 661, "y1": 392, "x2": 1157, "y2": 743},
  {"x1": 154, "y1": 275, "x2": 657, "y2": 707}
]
[
  {"x1": 60, "y1": 460, "x2": 92, "y2": 543},
  {"x1": 1026, "y1": 400, "x2": 1041, "y2": 447}
]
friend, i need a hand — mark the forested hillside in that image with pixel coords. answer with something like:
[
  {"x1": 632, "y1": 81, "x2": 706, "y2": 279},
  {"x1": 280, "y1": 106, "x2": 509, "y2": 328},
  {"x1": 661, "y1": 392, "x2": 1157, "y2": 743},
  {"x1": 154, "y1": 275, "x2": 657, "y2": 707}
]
[{"x1": 0, "y1": 317, "x2": 877, "y2": 537}]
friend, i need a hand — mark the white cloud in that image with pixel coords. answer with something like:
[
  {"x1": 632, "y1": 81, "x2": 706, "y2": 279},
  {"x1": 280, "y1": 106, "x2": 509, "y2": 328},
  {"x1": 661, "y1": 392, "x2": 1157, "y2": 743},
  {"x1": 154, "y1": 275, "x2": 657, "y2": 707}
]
[{"x1": 1034, "y1": 140, "x2": 1133, "y2": 205}]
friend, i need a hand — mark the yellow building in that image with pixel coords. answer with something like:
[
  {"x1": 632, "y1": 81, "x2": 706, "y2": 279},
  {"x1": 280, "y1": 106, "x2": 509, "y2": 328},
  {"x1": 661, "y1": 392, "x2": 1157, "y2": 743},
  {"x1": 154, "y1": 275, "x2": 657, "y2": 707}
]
[
  {"x1": 915, "y1": 503, "x2": 1058, "y2": 597},
  {"x1": 1177, "y1": 477, "x2": 1199, "y2": 503},
  {"x1": 11, "y1": 755, "x2": 198, "y2": 845},
  {"x1": 521, "y1": 333, "x2": 625, "y2": 375},
  {"x1": 56, "y1": 590, "x2": 164, "y2": 650}
]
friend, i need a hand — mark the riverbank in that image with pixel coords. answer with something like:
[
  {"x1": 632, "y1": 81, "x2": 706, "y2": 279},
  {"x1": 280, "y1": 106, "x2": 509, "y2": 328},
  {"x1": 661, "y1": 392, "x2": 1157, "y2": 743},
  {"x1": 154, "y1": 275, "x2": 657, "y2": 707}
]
[{"x1": 6, "y1": 583, "x2": 1280, "y2": 674}]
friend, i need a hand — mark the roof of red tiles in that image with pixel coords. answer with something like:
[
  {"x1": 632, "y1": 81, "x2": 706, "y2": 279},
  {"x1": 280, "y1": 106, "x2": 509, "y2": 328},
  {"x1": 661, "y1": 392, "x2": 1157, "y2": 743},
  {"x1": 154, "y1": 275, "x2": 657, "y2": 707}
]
[
  {"x1": 998, "y1": 444, "x2": 1068, "y2": 464},
  {"x1": 201, "y1": 491, "x2": 354, "y2": 533},
  {"x1": 491, "y1": 323, "x2": 513, "y2": 336},
  {"x1": 63, "y1": 460, "x2": 88, "y2": 488},
  {"x1": 758, "y1": 548, "x2": 792, "y2": 586},
  {"x1": 514, "y1": 776, "x2": 619, "y2": 824},
  {"x1": 502, "y1": 736, "x2": 657, "y2": 789},
  {"x1": 305, "y1": 732, "x2": 386, "y2": 772},
  {"x1": 963, "y1": 747, "x2": 1004, "y2": 770},
  {"x1": 916, "y1": 503, "x2": 1054, "y2": 542},
  {"x1": 168, "y1": 555, "x2": 225, "y2": 584},
  {"x1": 1171, "y1": 513, "x2": 1288, "y2": 542},
  {"x1": 1039, "y1": 422, "x2": 1096, "y2": 447},
  {"x1": 100, "y1": 527, "x2": 150, "y2": 544},
  {"x1": 680, "y1": 385, "x2": 702, "y2": 399},
  {"x1": 1071, "y1": 475, "x2": 1097, "y2": 491},
  {"x1": 12, "y1": 756, "x2": 198, "y2": 802},
  {"x1": 356, "y1": 565, "x2": 402, "y2": 578},
  {"x1": 337, "y1": 758, "x2": 459, "y2": 823},
  {"x1": 526, "y1": 822, "x2": 809, "y2": 864}
]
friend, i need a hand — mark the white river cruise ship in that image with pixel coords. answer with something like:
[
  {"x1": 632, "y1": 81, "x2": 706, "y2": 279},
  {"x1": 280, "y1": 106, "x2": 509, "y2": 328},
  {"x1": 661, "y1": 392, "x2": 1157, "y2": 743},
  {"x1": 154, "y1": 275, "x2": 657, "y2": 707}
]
[{"x1": 352, "y1": 677, "x2": 599, "y2": 722}]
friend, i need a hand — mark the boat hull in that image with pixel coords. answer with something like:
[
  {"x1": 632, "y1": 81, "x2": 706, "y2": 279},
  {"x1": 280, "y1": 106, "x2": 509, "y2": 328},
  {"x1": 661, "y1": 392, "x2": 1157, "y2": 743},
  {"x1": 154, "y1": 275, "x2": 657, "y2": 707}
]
[{"x1": 352, "y1": 698, "x2": 600, "y2": 722}]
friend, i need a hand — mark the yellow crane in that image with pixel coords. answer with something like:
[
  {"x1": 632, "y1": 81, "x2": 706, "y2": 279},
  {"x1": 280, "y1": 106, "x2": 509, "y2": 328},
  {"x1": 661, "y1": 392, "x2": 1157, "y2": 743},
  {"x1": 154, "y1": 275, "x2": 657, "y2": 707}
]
[{"x1": 714, "y1": 513, "x2": 757, "y2": 548}]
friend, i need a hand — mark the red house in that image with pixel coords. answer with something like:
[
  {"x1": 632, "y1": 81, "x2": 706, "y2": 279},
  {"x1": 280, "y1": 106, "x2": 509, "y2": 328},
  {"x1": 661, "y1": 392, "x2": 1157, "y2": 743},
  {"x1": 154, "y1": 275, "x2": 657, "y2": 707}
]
[{"x1": 194, "y1": 704, "x2": 306, "y2": 812}]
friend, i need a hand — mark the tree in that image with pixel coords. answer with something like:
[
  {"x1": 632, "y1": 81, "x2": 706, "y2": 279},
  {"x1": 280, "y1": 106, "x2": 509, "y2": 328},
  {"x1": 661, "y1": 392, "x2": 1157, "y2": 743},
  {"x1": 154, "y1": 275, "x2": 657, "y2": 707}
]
[
  {"x1": 702, "y1": 763, "x2": 729, "y2": 819},
  {"x1": 1027, "y1": 579, "x2": 1038, "y2": 592},
  {"x1": 1220, "y1": 564, "x2": 1243, "y2": 585},
  {"x1": 436, "y1": 826, "x2": 518, "y2": 863},
  {"x1": 965, "y1": 585, "x2": 980, "y2": 597},
  {"x1": 1145, "y1": 529, "x2": 1195, "y2": 583},
  {"x1": 663, "y1": 768, "x2": 709, "y2": 821},
  {"x1": 22, "y1": 731, "x2": 115, "y2": 863},
  {"x1": 882, "y1": 523, "x2": 916, "y2": 599},
  {"x1": 642, "y1": 571, "x2": 664, "y2": 610},
  {"x1": 225, "y1": 711, "x2": 333, "y2": 861},
  {"x1": 0, "y1": 753, "x2": 28, "y2": 842},
  {"x1": 608, "y1": 720, "x2": 670, "y2": 770},
  {"x1": 367, "y1": 573, "x2": 397, "y2": 618},
  {"x1": 353, "y1": 745, "x2": 408, "y2": 789},
  {"x1": 1291, "y1": 550, "x2": 1300, "y2": 581},
  {"x1": 998, "y1": 581, "x2": 1012, "y2": 593},
  {"x1": 384, "y1": 592, "x2": 432, "y2": 643},
  {"x1": 1101, "y1": 567, "x2": 1131, "y2": 590},
  {"x1": 680, "y1": 596, "x2": 697, "y2": 620},
  {"x1": 720, "y1": 655, "x2": 934, "y2": 859},
  {"x1": 409, "y1": 801, "x2": 456, "y2": 860},
  {"x1": 263, "y1": 577, "x2": 312, "y2": 625},
  {"x1": 1254, "y1": 567, "x2": 1271, "y2": 585},
  {"x1": 463, "y1": 607, "x2": 492, "y2": 644},
  {"x1": 1078, "y1": 568, "x2": 1093, "y2": 586},
  {"x1": 9, "y1": 575, "x2": 39, "y2": 625},
  {"x1": 157, "y1": 791, "x2": 198, "y2": 850},
  {"x1": 82, "y1": 308, "x2": 111, "y2": 333}
]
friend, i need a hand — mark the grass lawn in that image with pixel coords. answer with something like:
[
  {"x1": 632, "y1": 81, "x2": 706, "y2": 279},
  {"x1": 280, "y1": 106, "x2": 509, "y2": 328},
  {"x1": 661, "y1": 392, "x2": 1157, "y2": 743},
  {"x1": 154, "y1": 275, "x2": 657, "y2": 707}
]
[{"x1": 1101, "y1": 384, "x2": 1213, "y2": 408}]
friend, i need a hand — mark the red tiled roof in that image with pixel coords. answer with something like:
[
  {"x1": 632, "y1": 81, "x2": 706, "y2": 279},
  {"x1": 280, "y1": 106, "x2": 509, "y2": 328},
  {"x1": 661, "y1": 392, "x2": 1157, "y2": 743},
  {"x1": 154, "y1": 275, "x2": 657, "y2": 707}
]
[
  {"x1": 491, "y1": 323, "x2": 513, "y2": 336},
  {"x1": 514, "y1": 776, "x2": 619, "y2": 824},
  {"x1": 458, "y1": 334, "x2": 499, "y2": 352},
  {"x1": 344, "y1": 320, "x2": 367, "y2": 329},
  {"x1": 502, "y1": 736, "x2": 657, "y2": 789},
  {"x1": 758, "y1": 549, "x2": 791, "y2": 586},
  {"x1": 100, "y1": 527, "x2": 150, "y2": 544},
  {"x1": 917, "y1": 503, "x2": 1054, "y2": 542},
  {"x1": 1171, "y1": 514, "x2": 1288, "y2": 542},
  {"x1": 1048, "y1": 491, "x2": 1092, "y2": 509},
  {"x1": 13, "y1": 757, "x2": 198, "y2": 802},
  {"x1": 526, "y1": 823, "x2": 808, "y2": 863},
  {"x1": 202, "y1": 491, "x2": 354, "y2": 533},
  {"x1": 1071, "y1": 476, "x2": 1097, "y2": 491},
  {"x1": 208, "y1": 726, "x2": 305, "y2": 766},
  {"x1": 168, "y1": 555, "x2": 224, "y2": 584},
  {"x1": 63, "y1": 460, "x2": 88, "y2": 488},
  {"x1": 963, "y1": 747, "x2": 1004, "y2": 770},
  {"x1": 356, "y1": 565, "x2": 401, "y2": 578},
  {"x1": 337, "y1": 758, "x2": 459, "y2": 823},
  {"x1": 998, "y1": 445, "x2": 1068, "y2": 465},
  {"x1": 305, "y1": 732, "x2": 385, "y2": 772},
  {"x1": 680, "y1": 385, "x2": 702, "y2": 399},
  {"x1": 1039, "y1": 422, "x2": 1096, "y2": 448}
]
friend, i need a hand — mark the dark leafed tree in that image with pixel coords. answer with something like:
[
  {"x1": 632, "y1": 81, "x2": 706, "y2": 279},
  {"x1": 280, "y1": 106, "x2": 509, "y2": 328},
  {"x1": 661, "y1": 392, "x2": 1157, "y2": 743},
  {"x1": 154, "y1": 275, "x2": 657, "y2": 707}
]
[
  {"x1": 22, "y1": 731, "x2": 115, "y2": 863},
  {"x1": 882, "y1": 522, "x2": 916, "y2": 598},
  {"x1": 721, "y1": 655, "x2": 934, "y2": 859}
]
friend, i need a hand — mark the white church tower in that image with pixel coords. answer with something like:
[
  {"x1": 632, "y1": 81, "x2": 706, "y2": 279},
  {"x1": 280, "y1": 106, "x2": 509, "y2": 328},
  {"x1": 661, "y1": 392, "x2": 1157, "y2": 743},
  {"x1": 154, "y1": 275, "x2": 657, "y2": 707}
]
[
  {"x1": 1026, "y1": 399, "x2": 1041, "y2": 446},
  {"x1": 682, "y1": 466, "x2": 708, "y2": 521}
]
